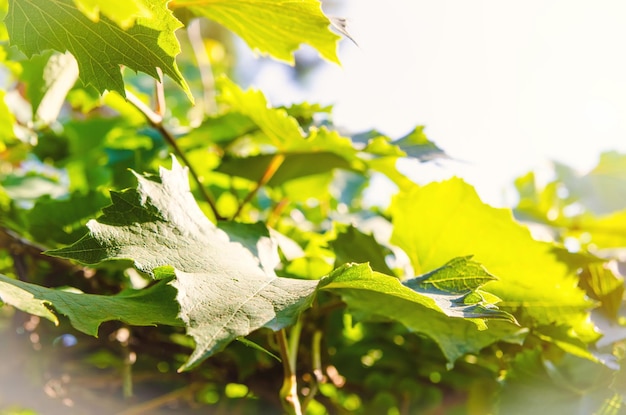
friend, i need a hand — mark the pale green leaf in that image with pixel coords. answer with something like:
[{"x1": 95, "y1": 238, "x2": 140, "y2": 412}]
[
  {"x1": 0, "y1": 275, "x2": 181, "y2": 335},
  {"x1": 6, "y1": 0, "x2": 192, "y2": 101},
  {"x1": 72, "y1": 0, "x2": 152, "y2": 29},
  {"x1": 174, "y1": 0, "x2": 340, "y2": 64},
  {"x1": 216, "y1": 78, "x2": 363, "y2": 184},
  {"x1": 48, "y1": 158, "x2": 319, "y2": 370},
  {"x1": 217, "y1": 76, "x2": 304, "y2": 149},
  {"x1": 390, "y1": 179, "x2": 594, "y2": 328}
]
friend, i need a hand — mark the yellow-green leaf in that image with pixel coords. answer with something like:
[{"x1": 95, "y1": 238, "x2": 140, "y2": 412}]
[
  {"x1": 390, "y1": 179, "x2": 594, "y2": 328},
  {"x1": 6, "y1": 0, "x2": 192, "y2": 101},
  {"x1": 172, "y1": 0, "x2": 340, "y2": 64}
]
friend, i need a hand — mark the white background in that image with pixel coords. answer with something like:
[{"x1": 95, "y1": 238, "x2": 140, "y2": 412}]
[{"x1": 249, "y1": 0, "x2": 626, "y2": 206}]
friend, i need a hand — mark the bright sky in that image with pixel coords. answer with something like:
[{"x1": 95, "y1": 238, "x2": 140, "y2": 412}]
[{"x1": 250, "y1": 0, "x2": 626, "y2": 206}]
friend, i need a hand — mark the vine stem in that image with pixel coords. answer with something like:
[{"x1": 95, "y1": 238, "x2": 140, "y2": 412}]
[
  {"x1": 232, "y1": 153, "x2": 285, "y2": 220},
  {"x1": 277, "y1": 324, "x2": 303, "y2": 415},
  {"x1": 124, "y1": 89, "x2": 225, "y2": 220}
]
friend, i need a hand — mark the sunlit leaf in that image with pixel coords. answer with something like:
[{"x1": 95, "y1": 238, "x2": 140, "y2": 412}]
[
  {"x1": 390, "y1": 179, "x2": 593, "y2": 329},
  {"x1": 172, "y1": 0, "x2": 340, "y2": 64},
  {"x1": 6, "y1": 0, "x2": 192, "y2": 100},
  {"x1": 48, "y1": 158, "x2": 319, "y2": 370}
]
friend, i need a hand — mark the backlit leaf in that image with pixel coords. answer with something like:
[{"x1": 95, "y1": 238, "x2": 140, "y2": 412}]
[
  {"x1": 390, "y1": 179, "x2": 593, "y2": 329},
  {"x1": 172, "y1": 0, "x2": 340, "y2": 64},
  {"x1": 6, "y1": 0, "x2": 192, "y2": 100}
]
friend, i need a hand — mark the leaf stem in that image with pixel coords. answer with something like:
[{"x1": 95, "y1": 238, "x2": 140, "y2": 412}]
[
  {"x1": 232, "y1": 153, "x2": 285, "y2": 220},
  {"x1": 188, "y1": 18, "x2": 217, "y2": 115},
  {"x1": 124, "y1": 89, "x2": 225, "y2": 220},
  {"x1": 277, "y1": 328, "x2": 302, "y2": 415},
  {"x1": 302, "y1": 329, "x2": 324, "y2": 412}
]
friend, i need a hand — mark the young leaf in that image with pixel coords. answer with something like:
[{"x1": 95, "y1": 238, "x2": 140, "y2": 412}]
[
  {"x1": 172, "y1": 0, "x2": 340, "y2": 64},
  {"x1": 0, "y1": 275, "x2": 182, "y2": 335},
  {"x1": 6, "y1": 0, "x2": 192, "y2": 100},
  {"x1": 390, "y1": 179, "x2": 594, "y2": 328},
  {"x1": 405, "y1": 255, "x2": 497, "y2": 294},
  {"x1": 48, "y1": 158, "x2": 319, "y2": 370},
  {"x1": 319, "y1": 263, "x2": 522, "y2": 364}
]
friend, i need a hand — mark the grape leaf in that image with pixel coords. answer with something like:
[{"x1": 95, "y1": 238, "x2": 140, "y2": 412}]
[
  {"x1": 319, "y1": 263, "x2": 522, "y2": 364},
  {"x1": 390, "y1": 179, "x2": 595, "y2": 345},
  {"x1": 5, "y1": 0, "x2": 192, "y2": 101},
  {"x1": 48, "y1": 158, "x2": 319, "y2": 370},
  {"x1": 172, "y1": 0, "x2": 340, "y2": 64},
  {"x1": 72, "y1": 0, "x2": 152, "y2": 29},
  {"x1": 0, "y1": 275, "x2": 182, "y2": 335}
]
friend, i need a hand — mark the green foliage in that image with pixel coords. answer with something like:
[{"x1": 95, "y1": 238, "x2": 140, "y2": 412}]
[
  {"x1": 0, "y1": 1, "x2": 624, "y2": 414},
  {"x1": 6, "y1": 0, "x2": 191, "y2": 99}
]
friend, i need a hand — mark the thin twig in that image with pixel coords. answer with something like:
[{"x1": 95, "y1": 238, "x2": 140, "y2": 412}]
[
  {"x1": 302, "y1": 329, "x2": 324, "y2": 412},
  {"x1": 232, "y1": 153, "x2": 285, "y2": 220},
  {"x1": 277, "y1": 329, "x2": 302, "y2": 415},
  {"x1": 115, "y1": 384, "x2": 200, "y2": 415},
  {"x1": 154, "y1": 68, "x2": 166, "y2": 118},
  {"x1": 124, "y1": 90, "x2": 224, "y2": 220}
]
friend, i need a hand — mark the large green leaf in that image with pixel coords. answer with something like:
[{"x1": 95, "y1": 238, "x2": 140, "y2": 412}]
[
  {"x1": 319, "y1": 263, "x2": 521, "y2": 364},
  {"x1": 390, "y1": 179, "x2": 594, "y2": 332},
  {"x1": 0, "y1": 275, "x2": 182, "y2": 335},
  {"x1": 173, "y1": 0, "x2": 340, "y2": 64},
  {"x1": 5, "y1": 0, "x2": 191, "y2": 100},
  {"x1": 48, "y1": 158, "x2": 319, "y2": 370}
]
